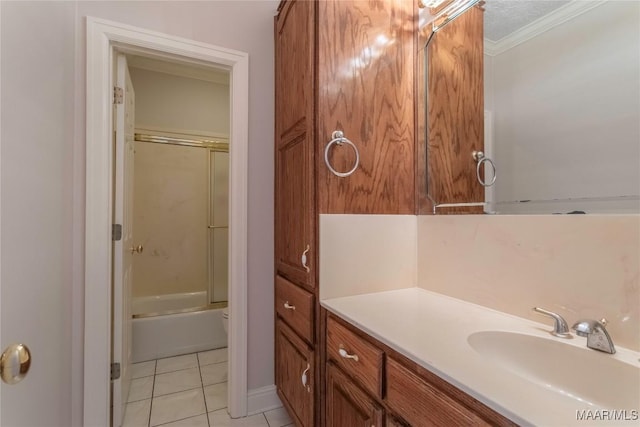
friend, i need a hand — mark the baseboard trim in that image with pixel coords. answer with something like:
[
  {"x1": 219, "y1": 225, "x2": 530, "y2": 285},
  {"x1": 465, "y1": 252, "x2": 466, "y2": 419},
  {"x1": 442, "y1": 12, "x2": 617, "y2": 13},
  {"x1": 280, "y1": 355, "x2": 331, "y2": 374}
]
[{"x1": 246, "y1": 385, "x2": 283, "y2": 416}]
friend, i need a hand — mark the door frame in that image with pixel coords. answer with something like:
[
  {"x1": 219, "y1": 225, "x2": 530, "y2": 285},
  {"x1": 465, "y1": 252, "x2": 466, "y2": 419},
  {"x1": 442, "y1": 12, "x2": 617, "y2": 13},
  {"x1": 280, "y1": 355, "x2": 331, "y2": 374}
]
[{"x1": 85, "y1": 17, "x2": 249, "y2": 425}]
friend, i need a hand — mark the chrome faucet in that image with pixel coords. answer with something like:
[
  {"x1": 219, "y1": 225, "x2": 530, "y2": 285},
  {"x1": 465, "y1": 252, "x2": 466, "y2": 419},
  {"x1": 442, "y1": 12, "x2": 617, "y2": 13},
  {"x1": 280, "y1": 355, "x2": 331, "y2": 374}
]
[
  {"x1": 572, "y1": 318, "x2": 616, "y2": 354},
  {"x1": 532, "y1": 307, "x2": 571, "y2": 338}
]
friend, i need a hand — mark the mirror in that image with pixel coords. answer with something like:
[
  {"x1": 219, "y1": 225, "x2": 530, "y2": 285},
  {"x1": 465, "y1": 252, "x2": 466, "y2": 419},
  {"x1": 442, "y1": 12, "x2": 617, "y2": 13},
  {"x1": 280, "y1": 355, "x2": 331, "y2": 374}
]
[{"x1": 423, "y1": 0, "x2": 640, "y2": 214}]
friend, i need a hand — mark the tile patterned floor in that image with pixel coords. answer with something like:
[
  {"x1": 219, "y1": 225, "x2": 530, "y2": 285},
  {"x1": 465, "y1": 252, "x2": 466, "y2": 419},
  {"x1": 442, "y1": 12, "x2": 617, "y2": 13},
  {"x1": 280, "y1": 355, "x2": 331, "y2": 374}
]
[{"x1": 124, "y1": 349, "x2": 293, "y2": 427}]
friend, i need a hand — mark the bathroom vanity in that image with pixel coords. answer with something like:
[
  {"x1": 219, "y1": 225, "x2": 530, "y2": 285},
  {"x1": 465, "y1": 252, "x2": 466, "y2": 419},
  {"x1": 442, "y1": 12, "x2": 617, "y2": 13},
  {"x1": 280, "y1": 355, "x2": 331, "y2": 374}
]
[
  {"x1": 274, "y1": 0, "x2": 640, "y2": 425},
  {"x1": 324, "y1": 310, "x2": 515, "y2": 427},
  {"x1": 322, "y1": 288, "x2": 640, "y2": 427}
]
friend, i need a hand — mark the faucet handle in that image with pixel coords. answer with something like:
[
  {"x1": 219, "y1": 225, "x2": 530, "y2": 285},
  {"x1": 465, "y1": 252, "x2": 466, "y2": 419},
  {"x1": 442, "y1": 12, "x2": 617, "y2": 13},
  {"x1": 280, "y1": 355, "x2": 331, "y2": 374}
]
[
  {"x1": 571, "y1": 318, "x2": 616, "y2": 354},
  {"x1": 533, "y1": 307, "x2": 571, "y2": 338}
]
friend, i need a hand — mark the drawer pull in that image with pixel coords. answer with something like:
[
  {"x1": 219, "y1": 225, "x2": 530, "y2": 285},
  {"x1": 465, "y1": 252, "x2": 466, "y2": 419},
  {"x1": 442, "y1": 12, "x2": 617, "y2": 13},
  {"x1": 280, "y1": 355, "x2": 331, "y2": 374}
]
[
  {"x1": 338, "y1": 346, "x2": 359, "y2": 362},
  {"x1": 283, "y1": 301, "x2": 296, "y2": 310},
  {"x1": 301, "y1": 363, "x2": 311, "y2": 392},
  {"x1": 301, "y1": 245, "x2": 310, "y2": 273}
]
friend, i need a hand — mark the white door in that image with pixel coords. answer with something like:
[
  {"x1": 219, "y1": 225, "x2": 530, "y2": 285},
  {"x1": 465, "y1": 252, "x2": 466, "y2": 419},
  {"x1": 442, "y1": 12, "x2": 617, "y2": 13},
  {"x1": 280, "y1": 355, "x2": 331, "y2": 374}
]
[
  {"x1": 113, "y1": 53, "x2": 136, "y2": 427},
  {"x1": 1, "y1": 3, "x2": 76, "y2": 423}
]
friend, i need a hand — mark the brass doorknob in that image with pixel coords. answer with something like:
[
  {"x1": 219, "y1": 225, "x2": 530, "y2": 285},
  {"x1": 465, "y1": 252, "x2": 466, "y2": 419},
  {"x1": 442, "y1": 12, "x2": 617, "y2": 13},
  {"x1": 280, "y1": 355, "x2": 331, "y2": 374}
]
[
  {"x1": 1, "y1": 343, "x2": 31, "y2": 385},
  {"x1": 130, "y1": 245, "x2": 143, "y2": 254}
]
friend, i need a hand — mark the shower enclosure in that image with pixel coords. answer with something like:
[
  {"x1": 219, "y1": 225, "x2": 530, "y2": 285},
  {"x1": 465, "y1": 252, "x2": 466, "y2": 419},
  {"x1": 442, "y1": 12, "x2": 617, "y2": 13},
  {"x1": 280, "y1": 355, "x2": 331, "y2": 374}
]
[{"x1": 130, "y1": 132, "x2": 229, "y2": 361}]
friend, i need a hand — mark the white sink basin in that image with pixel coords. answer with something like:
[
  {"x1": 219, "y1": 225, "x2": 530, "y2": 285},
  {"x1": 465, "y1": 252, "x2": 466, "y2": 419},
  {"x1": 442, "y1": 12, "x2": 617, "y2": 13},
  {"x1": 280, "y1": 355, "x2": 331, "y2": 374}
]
[{"x1": 468, "y1": 331, "x2": 640, "y2": 409}]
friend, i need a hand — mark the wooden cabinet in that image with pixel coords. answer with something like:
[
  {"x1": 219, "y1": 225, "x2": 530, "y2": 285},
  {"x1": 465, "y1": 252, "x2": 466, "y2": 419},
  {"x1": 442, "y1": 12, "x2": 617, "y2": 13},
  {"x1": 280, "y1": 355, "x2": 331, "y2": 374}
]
[
  {"x1": 386, "y1": 415, "x2": 410, "y2": 427},
  {"x1": 387, "y1": 357, "x2": 487, "y2": 427},
  {"x1": 275, "y1": 275, "x2": 315, "y2": 344},
  {"x1": 275, "y1": 319, "x2": 315, "y2": 427},
  {"x1": 419, "y1": 5, "x2": 485, "y2": 214},
  {"x1": 275, "y1": 0, "x2": 418, "y2": 424},
  {"x1": 326, "y1": 363, "x2": 384, "y2": 427},
  {"x1": 325, "y1": 314, "x2": 517, "y2": 427},
  {"x1": 326, "y1": 316, "x2": 383, "y2": 399},
  {"x1": 316, "y1": 0, "x2": 416, "y2": 215},
  {"x1": 275, "y1": 0, "x2": 316, "y2": 289}
]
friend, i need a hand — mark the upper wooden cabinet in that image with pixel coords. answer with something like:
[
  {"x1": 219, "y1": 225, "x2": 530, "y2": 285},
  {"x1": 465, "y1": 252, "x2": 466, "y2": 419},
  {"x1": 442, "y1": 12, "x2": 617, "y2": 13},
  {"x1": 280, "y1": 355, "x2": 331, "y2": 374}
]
[
  {"x1": 419, "y1": 5, "x2": 485, "y2": 214},
  {"x1": 275, "y1": 0, "x2": 313, "y2": 140},
  {"x1": 275, "y1": 0, "x2": 418, "y2": 283},
  {"x1": 275, "y1": 0, "x2": 316, "y2": 288},
  {"x1": 317, "y1": 0, "x2": 417, "y2": 215}
]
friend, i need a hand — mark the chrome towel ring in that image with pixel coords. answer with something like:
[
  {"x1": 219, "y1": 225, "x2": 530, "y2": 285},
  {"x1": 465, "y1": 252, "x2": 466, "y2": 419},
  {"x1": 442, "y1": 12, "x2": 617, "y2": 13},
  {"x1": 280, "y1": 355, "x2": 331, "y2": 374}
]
[
  {"x1": 472, "y1": 150, "x2": 496, "y2": 187},
  {"x1": 324, "y1": 130, "x2": 360, "y2": 178}
]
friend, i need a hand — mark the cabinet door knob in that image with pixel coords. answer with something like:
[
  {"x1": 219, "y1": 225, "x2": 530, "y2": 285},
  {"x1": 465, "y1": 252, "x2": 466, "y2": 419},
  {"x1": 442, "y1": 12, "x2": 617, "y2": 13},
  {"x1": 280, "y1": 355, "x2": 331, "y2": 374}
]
[
  {"x1": 338, "y1": 345, "x2": 359, "y2": 362},
  {"x1": 130, "y1": 244, "x2": 144, "y2": 254},
  {"x1": 301, "y1": 244, "x2": 310, "y2": 273},
  {"x1": 284, "y1": 301, "x2": 296, "y2": 310}
]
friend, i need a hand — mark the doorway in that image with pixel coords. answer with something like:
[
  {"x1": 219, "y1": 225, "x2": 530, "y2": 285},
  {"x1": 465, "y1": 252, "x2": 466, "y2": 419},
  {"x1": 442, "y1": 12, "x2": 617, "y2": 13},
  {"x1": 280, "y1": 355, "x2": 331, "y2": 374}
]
[
  {"x1": 85, "y1": 17, "x2": 249, "y2": 426},
  {"x1": 127, "y1": 57, "x2": 230, "y2": 363}
]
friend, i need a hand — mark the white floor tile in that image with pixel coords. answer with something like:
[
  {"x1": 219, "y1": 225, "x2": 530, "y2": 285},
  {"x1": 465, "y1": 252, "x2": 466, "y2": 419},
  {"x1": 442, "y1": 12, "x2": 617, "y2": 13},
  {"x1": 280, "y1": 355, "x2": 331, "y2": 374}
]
[
  {"x1": 132, "y1": 360, "x2": 156, "y2": 379},
  {"x1": 200, "y1": 362, "x2": 228, "y2": 386},
  {"x1": 150, "y1": 388, "x2": 206, "y2": 426},
  {"x1": 158, "y1": 414, "x2": 209, "y2": 427},
  {"x1": 198, "y1": 348, "x2": 227, "y2": 366},
  {"x1": 156, "y1": 354, "x2": 199, "y2": 374},
  {"x1": 122, "y1": 399, "x2": 151, "y2": 427},
  {"x1": 263, "y1": 407, "x2": 292, "y2": 427},
  {"x1": 203, "y1": 382, "x2": 228, "y2": 412},
  {"x1": 154, "y1": 367, "x2": 202, "y2": 397},
  {"x1": 129, "y1": 376, "x2": 154, "y2": 402},
  {"x1": 208, "y1": 409, "x2": 269, "y2": 427}
]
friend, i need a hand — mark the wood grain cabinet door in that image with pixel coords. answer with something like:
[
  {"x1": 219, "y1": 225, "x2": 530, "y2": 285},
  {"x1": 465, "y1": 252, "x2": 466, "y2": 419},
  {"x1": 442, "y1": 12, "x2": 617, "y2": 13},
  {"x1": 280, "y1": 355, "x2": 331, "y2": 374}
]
[
  {"x1": 275, "y1": 320, "x2": 315, "y2": 427},
  {"x1": 317, "y1": 0, "x2": 416, "y2": 215},
  {"x1": 386, "y1": 357, "x2": 489, "y2": 427},
  {"x1": 275, "y1": 0, "x2": 316, "y2": 288},
  {"x1": 326, "y1": 363, "x2": 384, "y2": 427},
  {"x1": 426, "y1": 6, "x2": 485, "y2": 210}
]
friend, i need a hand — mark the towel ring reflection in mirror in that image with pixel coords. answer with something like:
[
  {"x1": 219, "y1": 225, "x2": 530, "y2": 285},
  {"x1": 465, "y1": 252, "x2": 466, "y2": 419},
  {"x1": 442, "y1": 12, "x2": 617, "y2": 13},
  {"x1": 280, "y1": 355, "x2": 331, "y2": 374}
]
[
  {"x1": 472, "y1": 150, "x2": 496, "y2": 187},
  {"x1": 324, "y1": 130, "x2": 360, "y2": 178}
]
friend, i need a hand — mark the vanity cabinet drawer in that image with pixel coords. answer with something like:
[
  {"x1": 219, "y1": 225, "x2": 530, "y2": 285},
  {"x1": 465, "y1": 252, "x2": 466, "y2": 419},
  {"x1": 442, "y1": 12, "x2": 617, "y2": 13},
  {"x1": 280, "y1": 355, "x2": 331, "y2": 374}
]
[
  {"x1": 386, "y1": 357, "x2": 489, "y2": 427},
  {"x1": 276, "y1": 275, "x2": 314, "y2": 343},
  {"x1": 327, "y1": 316, "x2": 384, "y2": 398}
]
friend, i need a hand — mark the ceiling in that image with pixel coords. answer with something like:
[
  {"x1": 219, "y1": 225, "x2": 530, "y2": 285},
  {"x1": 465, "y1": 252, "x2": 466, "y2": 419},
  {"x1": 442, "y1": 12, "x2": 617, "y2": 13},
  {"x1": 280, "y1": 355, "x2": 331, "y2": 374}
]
[{"x1": 484, "y1": 0, "x2": 570, "y2": 42}]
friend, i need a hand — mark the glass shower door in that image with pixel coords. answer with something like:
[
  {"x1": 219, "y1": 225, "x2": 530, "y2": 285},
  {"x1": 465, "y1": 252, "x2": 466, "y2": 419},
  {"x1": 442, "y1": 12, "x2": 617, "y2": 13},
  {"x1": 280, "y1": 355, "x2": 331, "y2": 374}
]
[{"x1": 209, "y1": 150, "x2": 229, "y2": 304}]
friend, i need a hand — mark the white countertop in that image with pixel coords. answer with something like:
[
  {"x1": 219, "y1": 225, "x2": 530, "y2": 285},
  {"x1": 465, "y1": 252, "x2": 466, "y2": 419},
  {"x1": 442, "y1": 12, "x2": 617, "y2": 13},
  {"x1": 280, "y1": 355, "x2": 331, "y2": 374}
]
[{"x1": 321, "y1": 288, "x2": 640, "y2": 427}]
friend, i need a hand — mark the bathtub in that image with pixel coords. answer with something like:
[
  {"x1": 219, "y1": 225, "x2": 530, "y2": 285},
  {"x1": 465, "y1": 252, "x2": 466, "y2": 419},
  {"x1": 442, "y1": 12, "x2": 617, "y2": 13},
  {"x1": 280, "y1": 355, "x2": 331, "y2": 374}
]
[{"x1": 132, "y1": 292, "x2": 227, "y2": 363}]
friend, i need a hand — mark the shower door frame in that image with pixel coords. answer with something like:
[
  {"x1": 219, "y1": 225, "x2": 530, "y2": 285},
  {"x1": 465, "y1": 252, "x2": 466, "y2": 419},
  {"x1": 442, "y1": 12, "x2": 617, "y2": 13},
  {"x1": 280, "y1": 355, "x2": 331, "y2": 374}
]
[{"x1": 85, "y1": 17, "x2": 249, "y2": 425}]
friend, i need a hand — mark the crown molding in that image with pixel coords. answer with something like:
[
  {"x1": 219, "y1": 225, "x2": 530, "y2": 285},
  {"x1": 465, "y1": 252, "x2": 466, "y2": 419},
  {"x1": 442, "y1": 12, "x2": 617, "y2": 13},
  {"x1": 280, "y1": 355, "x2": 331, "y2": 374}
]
[
  {"x1": 128, "y1": 54, "x2": 230, "y2": 84},
  {"x1": 484, "y1": 0, "x2": 607, "y2": 56}
]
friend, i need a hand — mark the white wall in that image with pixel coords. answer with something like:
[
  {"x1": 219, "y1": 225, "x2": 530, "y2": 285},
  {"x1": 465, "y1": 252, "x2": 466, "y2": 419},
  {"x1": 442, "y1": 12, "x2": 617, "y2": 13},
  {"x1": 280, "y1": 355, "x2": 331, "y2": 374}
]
[
  {"x1": 485, "y1": 1, "x2": 640, "y2": 206},
  {"x1": 2, "y1": 2, "x2": 277, "y2": 425},
  {"x1": 129, "y1": 67, "x2": 230, "y2": 136}
]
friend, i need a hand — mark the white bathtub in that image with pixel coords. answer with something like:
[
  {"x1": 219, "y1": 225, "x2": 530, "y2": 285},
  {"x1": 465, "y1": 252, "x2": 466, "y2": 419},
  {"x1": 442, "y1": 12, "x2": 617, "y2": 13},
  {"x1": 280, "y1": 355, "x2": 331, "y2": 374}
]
[
  {"x1": 132, "y1": 292, "x2": 227, "y2": 362},
  {"x1": 132, "y1": 291, "x2": 208, "y2": 315}
]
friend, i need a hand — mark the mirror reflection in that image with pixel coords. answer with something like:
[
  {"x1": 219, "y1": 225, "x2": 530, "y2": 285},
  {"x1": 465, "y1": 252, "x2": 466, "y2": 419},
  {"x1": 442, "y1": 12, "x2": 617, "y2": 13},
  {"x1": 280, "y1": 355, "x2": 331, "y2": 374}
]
[{"x1": 426, "y1": 0, "x2": 640, "y2": 214}]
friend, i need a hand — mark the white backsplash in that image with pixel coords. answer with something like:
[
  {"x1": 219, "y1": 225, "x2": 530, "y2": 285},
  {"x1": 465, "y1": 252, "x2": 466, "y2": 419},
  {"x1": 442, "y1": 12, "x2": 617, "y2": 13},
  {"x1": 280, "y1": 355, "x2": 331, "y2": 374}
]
[
  {"x1": 320, "y1": 213, "x2": 639, "y2": 351},
  {"x1": 319, "y1": 214, "x2": 417, "y2": 300},
  {"x1": 417, "y1": 215, "x2": 639, "y2": 351}
]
